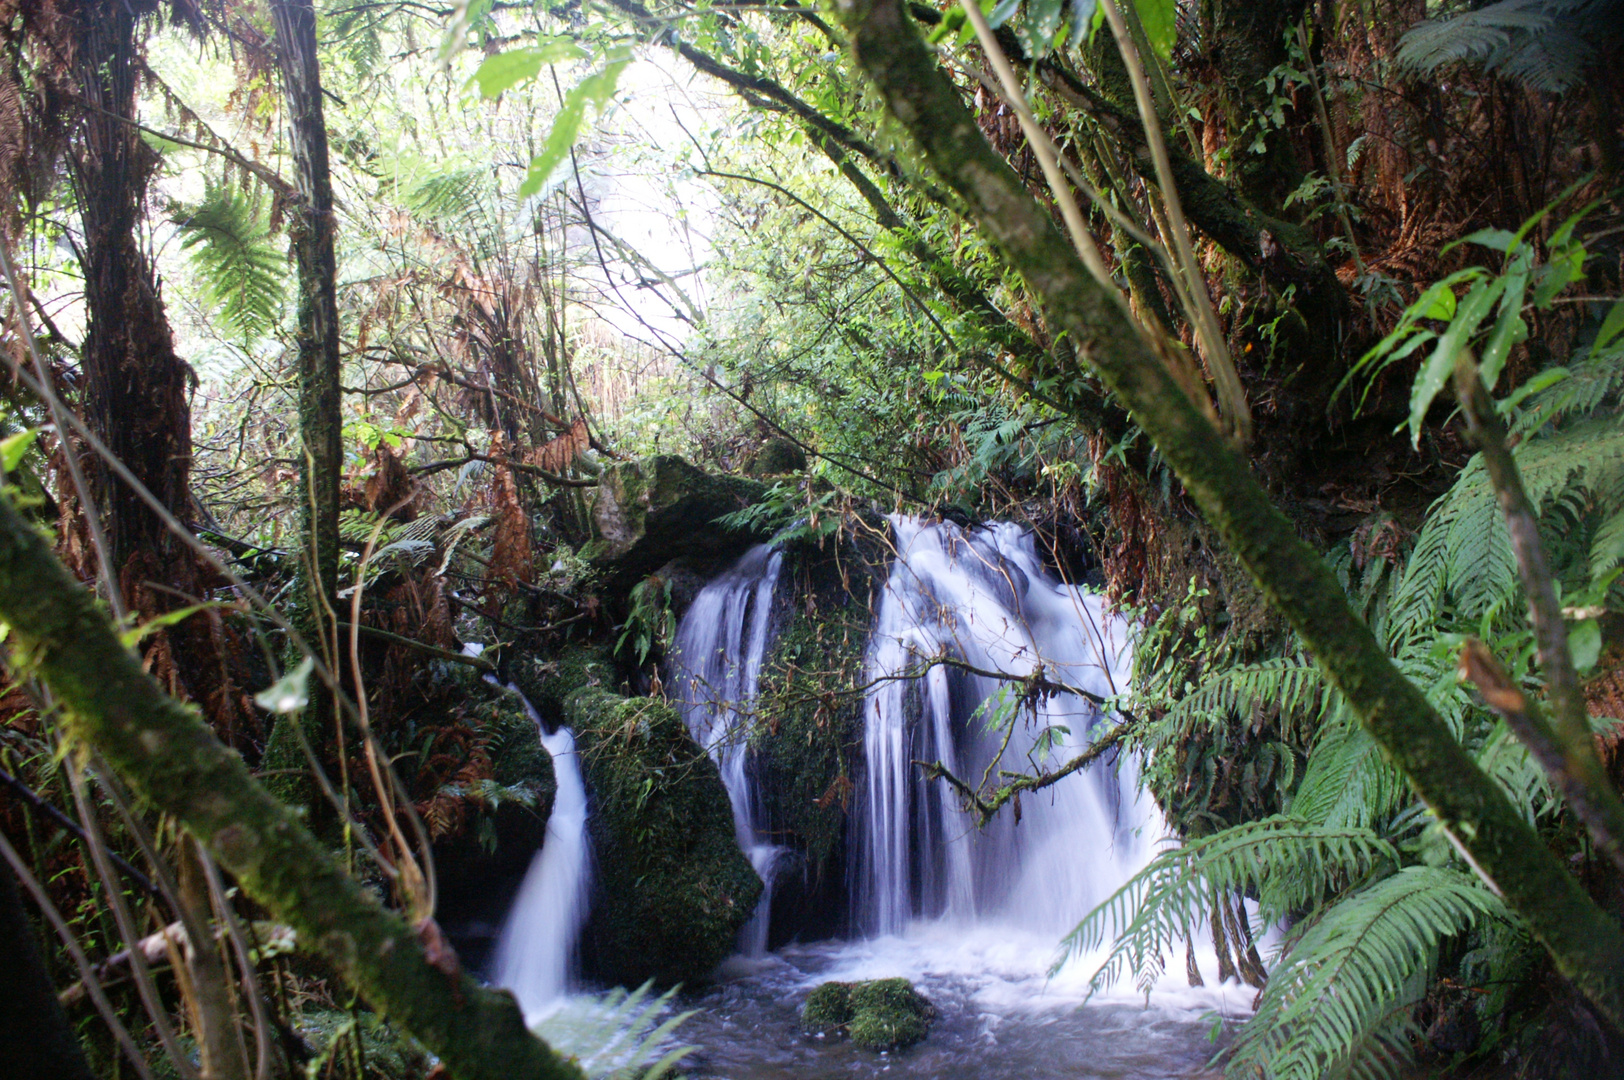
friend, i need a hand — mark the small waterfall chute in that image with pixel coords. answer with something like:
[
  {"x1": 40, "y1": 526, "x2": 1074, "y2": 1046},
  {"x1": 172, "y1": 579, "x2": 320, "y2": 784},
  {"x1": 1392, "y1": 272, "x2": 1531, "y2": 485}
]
[
  {"x1": 669, "y1": 544, "x2": 784, "y2": 956},
  {"x1": 491, "y1": 686, "x2": 593, "y2": 1022}
]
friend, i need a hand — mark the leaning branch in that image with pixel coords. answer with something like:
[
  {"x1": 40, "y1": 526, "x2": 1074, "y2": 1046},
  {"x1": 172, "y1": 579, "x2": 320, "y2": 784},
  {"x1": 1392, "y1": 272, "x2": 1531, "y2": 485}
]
[
  {"x1": 833, "y1": 0, "x2": 1624, "y2": 1024},
  {"x1": 0, "y1": 493, "x2": 584, "y2": 1080},
  {"x1": 1455, "y1": 356, "x2": 1624, "y2": 873}
]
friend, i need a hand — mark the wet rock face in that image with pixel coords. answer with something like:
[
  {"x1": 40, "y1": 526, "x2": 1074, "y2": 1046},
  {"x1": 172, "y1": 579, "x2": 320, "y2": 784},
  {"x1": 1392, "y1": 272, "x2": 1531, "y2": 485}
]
[
  {"x1": 584, "y1": 455, "x2": 770, "y2": 581},
  {"x1": 799, "y1": 977, "x2": 936, "y2": 1051},
  {"x1": 565, "y1": 685, "x2": 763, "y2": 986}
]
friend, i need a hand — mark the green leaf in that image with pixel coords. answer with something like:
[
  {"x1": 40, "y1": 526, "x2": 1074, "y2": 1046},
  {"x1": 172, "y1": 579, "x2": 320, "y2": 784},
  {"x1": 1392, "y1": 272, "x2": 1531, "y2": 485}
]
[
  {"x1": 1408, "y1": 276, "x2": 1505, "y2": 447},
  {"x1": 1131, "y1": 0, "x2": 1176, "y2": 60},
  {"x1": 1420, "y1": 284, "x2": 1457, "y2": 321},
  {"x1": 1595, "y1": 300, "x2": 1624, "y2": 352},
  {"x1": 255, "y1": 657, "x2": 316, "y2": 715},
  {"x1": 119, "y1": 602, "x2": 234, "y2": 649},
  {"x1": 469, "y1": 39, "x2": 588, "y2": 99},
  {"x1": 1570, "y1": 618, "x2": 1602, "y2": 672},
  {"x1": 986, "y1": 0, "x2": 1021, "y2": 30},
  {"x1": 1069, "y1": 0, "x2": 1099, "y2": 46},
  {"x1": 1479, "y1": 248, "x2": 1531, "y2": 390},
  {"x1": 0, "y1": 427, "x2": 41, "y2": 473},
  {"x1": 517, "y1": 52, "x2": 631, "y2": 200},
  {"x1": 1021, "y1": 0, "x2": 1065, "y2": 54}
]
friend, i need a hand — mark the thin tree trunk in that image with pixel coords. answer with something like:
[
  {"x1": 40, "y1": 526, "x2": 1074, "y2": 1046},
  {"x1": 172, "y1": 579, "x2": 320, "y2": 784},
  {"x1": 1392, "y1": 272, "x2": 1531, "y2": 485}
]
[
  {"x1": 832, "y1": 0, "x2": 1624, "y2": 1026},
  {"x1": 270, "y1": 0, "x2": 342, "y2": 638},
  {"x1": 0, "y1": 492, "x2": 586, "y2": 1080},
  {"x1": 265, "y1": 0, "x2": 343, "y2": 797}
]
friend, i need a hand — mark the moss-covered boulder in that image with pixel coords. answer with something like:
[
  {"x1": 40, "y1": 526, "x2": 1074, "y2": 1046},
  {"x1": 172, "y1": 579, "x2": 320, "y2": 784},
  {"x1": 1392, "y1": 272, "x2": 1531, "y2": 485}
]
[
  {"x1": 799, "y1": 978, "x2": 935, "y2": 1051},
  {"x1": 745, "y1": 437, "x2": 808, "y2": 477},
  {"x1": 583, "y1": 455, "x2": 770, "y2": 580},
  {"x1": 566, "y1": 685, "x2": 762, "y2": 985}
]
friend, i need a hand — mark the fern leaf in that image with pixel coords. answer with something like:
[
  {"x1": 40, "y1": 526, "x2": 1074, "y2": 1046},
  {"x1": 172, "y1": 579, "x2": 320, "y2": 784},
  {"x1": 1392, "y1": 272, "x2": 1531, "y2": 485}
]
[
  {"x1": 1225, "y1": 867, "x2": 1506, "y2": 1080},
  {"x1": 172, "y1": 181, "x2": 286, "y2": 341},
  {"x1": 1059, "y1": 818, "x2": 1396, "y2": 996}
]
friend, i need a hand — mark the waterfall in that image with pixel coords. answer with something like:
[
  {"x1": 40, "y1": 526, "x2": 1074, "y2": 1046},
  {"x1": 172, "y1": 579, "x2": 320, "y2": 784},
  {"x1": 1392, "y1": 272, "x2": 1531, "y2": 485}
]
[
  {"x1": 491, "y1": 687, "x2": 592, "y2": 1021},
  {"x1": 856, "y1": 516, "x2": 1154, "y2": 939},
  {"x1": 669, "y1": 544, "x2": 784, "y2": 956}
]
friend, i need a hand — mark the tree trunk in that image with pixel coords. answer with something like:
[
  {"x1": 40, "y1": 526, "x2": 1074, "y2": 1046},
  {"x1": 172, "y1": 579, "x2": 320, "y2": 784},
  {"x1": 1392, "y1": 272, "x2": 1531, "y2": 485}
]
[
  {"x1": 0, "y1": 858, "x2": 96, "y2": 1080},
  {"x1": 833, "y1": 0, "x2": 1624, "y2": 1027},
  {"x1": 270, "y1": 0, "x2": 342, "y2": 636},
  {"x1": 0, "y1": 492, "x2": 586, "y2": 1080},
  {"x1": 68, "y1": 0, "x2": 193, "y2": 577},
  {"x1": 265, "y1": 0, "x2": 343, "y2": 795}
]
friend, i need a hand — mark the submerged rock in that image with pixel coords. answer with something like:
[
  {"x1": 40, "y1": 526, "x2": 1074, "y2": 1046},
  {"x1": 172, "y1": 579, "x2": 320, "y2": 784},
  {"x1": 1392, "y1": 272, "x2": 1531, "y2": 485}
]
[
  {"x1": 799, "y1": 977, "x2": 935, "y2": 1052},
  {"x1": 584, "y1": 455, "x2": 769, "y2": 580}
]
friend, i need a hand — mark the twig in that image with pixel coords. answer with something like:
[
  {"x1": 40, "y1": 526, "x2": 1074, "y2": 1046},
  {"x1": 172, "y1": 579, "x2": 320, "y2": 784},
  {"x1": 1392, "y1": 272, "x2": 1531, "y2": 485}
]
[
  {"x1": 915, "y1": 718, "x2": 1133, "y2": 827},
  {"x1": 0, "y1": 767, "x2": 160, "y2": 896},
  {"x1": 408, "y1": 453, "x2": 598, "y2": 487},
  {"x1": 1455, "y1": 352, "x2": 1624, "y2": 874},
  {"x1": 339, "y1": 621, "x2": 495, "y2": 673}
]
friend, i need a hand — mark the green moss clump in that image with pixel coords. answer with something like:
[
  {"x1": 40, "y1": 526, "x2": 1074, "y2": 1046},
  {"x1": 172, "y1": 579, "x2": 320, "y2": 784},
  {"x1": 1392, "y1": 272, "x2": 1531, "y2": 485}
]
[
  {"x1": 511, "y1": 644, "x2": 617, "y2": 717},
  {"x1": 567, "y1": 687, "x2": 762, "y2": 986},
  {"x1": 848, "y1": 1009, "x2": 929, "y2": 1053},
  {"x1": 799, "y1": 977, "x2": 934, "y2": 1051},
  {"x1": 799, "y1": 981, "x2": 854, "y2": 1033},
  {"x1": 746, "y1": 437, "x2": 808, "y2": 476}
]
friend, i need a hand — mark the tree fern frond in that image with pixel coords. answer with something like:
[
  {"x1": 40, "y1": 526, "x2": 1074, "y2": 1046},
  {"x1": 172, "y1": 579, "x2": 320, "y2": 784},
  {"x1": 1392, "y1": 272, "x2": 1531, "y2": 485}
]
[
  {"x1": 1226, "y1": 867, "x2": 1506, "y2": 1080},
  {"x1": 1291, "y1": 717, "x2": 1410, "y2": 830},
  {"x1": 1153, "y1": 657, "x2": 1333, "y2": 745},
  {"x1": 1059, "y1": 819, "x2": 1396, "y2": 996},
  {"x1": 1395, "y1": 0, "x2": 1623, "y2": 93},
  {"x1": 530, "y1": 980, "x2": 696, "y2": 1080},
  {"x1": 172, "y1": 181, "x2": 287, "y2": 341}
]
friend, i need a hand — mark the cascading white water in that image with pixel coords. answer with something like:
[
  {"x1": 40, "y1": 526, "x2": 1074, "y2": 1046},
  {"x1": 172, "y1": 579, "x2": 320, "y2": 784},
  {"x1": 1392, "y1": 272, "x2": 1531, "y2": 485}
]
[
  {"x1": 491, "y1": 688, "x2": 592, "y2": 1022},
  {"x1": 857, "y1": 516, "x2": 1157, "y2": 941},
  {"x1": 669, "y1": 544, "x2": 784, "y2": 955}
]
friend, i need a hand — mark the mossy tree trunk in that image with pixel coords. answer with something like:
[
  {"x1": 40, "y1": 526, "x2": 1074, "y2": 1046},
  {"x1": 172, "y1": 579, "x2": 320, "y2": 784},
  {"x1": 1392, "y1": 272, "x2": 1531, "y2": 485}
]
[
  {"x1": 829, "y1": 0, "x2": 1624, "y2": 1027},
  {"x1": 0, "y1": 493, "x2": 585, "y2": 1080},
  {"x1": 267, "y1": 0, "x2": 344, "y2": 790}
]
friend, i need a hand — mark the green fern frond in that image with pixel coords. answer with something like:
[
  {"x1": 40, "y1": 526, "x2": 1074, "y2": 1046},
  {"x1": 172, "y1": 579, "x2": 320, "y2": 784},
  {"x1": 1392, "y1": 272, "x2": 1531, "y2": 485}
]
[
  {"x1": 1225, "y1": 867, "x2": 1506, "y2": 1080},
  {"x1": 1291, "y1": 717, "x2": 1410, "y2": 830},
  {"x1": 1060, "y1": 818, "x2": 1396, "y2": 995},
  {"x1": 172, "y1": 181, "x2": 286, "y2": 341},
  {"x1": 1154, "y1": 657, "x2": 1333, "y2": 744},
  {"x1": 1388, "y1": 419, "x2": 1624, "y2": 642},
  {"x1": 408, "y1": 168, "x2": 485, "y2": 226},
  {"x1": 1395, "y1": 0, "x2": 1623, "y2": 94},
  {"x1": 530, "y1": 980, "x2": 696, "y2": 1080}
]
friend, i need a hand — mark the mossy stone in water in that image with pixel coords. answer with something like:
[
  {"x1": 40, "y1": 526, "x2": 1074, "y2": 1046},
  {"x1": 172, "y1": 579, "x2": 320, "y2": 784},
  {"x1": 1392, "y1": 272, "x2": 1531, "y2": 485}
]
[
  {"x1": 800, "y1": 981, "x2": 854, "y2": 1033},
  {"x1": 567, "y1": 686, "x2": 762, "y2": 986},
  {"x1": 800, "y1": 977, "x2": 934, "y2": 1051}
]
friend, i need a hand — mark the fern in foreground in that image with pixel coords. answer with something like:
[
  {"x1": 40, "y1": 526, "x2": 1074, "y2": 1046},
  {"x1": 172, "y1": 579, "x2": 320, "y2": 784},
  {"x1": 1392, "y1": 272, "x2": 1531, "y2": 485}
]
[
  {"x1": 529, "y1": 981, "x2": 696, "y2": 1080},
  {"x1": 172, "y1": 180, "x2": 287, "y2": 342}
]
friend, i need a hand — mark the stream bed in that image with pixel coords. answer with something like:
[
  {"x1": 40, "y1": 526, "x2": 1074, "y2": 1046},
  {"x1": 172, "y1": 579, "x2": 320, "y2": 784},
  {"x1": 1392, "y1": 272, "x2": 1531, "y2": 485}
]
[{"x1": 672, "y1": 922, "x2": 1247, "y2": 1080}]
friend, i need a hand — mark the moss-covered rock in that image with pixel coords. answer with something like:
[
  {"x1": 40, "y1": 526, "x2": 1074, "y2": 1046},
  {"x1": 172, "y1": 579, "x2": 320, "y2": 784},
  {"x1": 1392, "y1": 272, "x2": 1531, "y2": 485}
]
[
  {"x1": 745, "y1": 437, "x2": 808, "y2": 477},
  {"x1": 798, "y1": 978, "x2": 934, "y2": 1051},
  {"x1": 799, "y1": 980, "x2": 854, "y2": 1033},
  {"x1": 566, "y1": 686, "x2": 762, "y2": 986},
  {"x1": 510, "y1": 644, "x2": 617, "y2": 717},
  {"x1": 583, "y1": 455, "x2": 770, "y2": 580}
]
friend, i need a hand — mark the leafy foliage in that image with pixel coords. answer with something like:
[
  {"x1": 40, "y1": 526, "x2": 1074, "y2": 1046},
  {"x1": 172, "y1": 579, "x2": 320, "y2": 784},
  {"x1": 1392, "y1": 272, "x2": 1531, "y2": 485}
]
[
  {"x1": 1396, "y1": 0, "x2": 1624, "y2": 93},
  {"x1": 1228, "y1": 868, "x2": 1508, "y2": 1080},
  {"x1": 171, "y1": 181, "x2": 286, "y2": 341}
]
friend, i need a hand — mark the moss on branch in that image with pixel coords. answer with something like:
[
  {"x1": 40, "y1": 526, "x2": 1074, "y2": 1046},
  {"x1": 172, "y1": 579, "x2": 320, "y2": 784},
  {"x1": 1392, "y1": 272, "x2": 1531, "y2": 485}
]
[{"x1": 0, "y1": 494, "x2": 584, "y2": 1080}]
